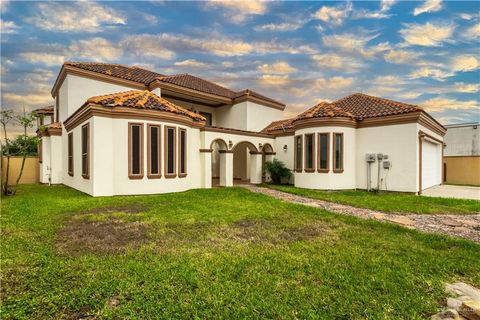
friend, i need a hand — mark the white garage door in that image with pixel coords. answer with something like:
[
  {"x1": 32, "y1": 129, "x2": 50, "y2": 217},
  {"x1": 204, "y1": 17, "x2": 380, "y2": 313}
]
[{"x1": 422, "y1": 140, "x2": 442, "y2": 190}]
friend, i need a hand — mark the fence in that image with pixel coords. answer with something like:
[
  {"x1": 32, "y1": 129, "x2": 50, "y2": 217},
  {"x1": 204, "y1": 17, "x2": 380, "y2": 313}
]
[{"x1": 1, "y1": 156, "x2": 39, "y2": 185}]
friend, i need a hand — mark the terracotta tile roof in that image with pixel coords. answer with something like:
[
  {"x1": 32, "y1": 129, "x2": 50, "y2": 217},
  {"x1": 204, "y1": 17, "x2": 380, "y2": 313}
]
[
  {"x1": 158, "y1": 74, "x2": 235, "y2": 98},
  {"x1": 47, "y1": 122, "x2": 62, "y2": 129},
  {"x1": 65, "y1": 62, "x2": 164, "y2": 85},
  {"x1": 333, "y1": 93, "x2": 421, "y2": 120},
  {"x1": 86, "y1": 90, "x2": 206, "y2": 122},
  {"x1": 261, "y1": 118, "x2": 295, "y2": 133},
  {"x1": 34, "y1": 105, "x2": 54, "y2": 114},
  {"x1": 234, "y1": 89, "x2": 286, "y2": 107},
  {"x1": 296, "y1": 101, "x2": 354, "y2": 120}
]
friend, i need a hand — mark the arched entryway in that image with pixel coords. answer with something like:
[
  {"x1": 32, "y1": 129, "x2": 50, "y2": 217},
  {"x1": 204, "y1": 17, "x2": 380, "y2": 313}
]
[
  {"x1": 232, "y1": 141, "x2": 259, "y2": 184},
  {"x1": 261, "y1": 143, "x2": 275, "y2": 182}
]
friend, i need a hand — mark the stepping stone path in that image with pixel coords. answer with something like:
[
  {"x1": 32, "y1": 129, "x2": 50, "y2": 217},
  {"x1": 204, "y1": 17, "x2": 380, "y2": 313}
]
[
  {"x1": 242, "y1": 185, "x2": 480, "y2": 243},
  {"x1": 431, "y1": 282, "x2": 480, "y2": 320}
]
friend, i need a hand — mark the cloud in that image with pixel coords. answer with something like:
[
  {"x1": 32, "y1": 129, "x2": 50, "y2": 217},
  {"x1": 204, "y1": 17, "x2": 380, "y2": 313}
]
[
  {"x1": 313, "y1": 2, "x2": 352, "y2": 26},
  {"x1": 413, "y1": 0, "x2": 443, "y2": 16},
  {"x1": 451, "y1": 55, "x2": 479, "y2": 72},
  {"x1": 120, "y1": 34, "x2": 176, "y2": 59},
  {"x1": 20, "y1": 52, "x2": 66, "y2": 66},
  {"x1": 312, "y1": 53, "x2": 364, "y2": 71},
  {"x1": 0, "y1": 0, "x2": 9, "y2": 13},
  {"x1": 452, "y1": 82, "x2": 480, "y2": 93},
  {"x1": 399, "y1": 22, "x2": 454, "y2": 46},
  {"x1": 26, "y1": 2, "x2": 126, "y2": 33},
  {"x1": 464, "y1": 23, "x2": 480, "y2": 40},
  {"x1": 322, "y1": 32, "x2": 389, "y2": 58},
  {"x1": 383, "y1": 49, "x2": 419, "y2": 64},
  {"x1": 314, "y1": 76, "x2": 354, "y2": 90},
  {"x1": 206, "y1": 0, "x2": 267, "y2": 24},
  {"x1": 254, "y1": 21, "x2": 304, "y2": 32},
  {"x1": 69, "y1": 38, "x2": 123, "y2": 61},
  {"x1": 257, "y1": 62, "x2": 296, "y2": 74},
  {"x1": 0, "y1": 19, "x2": 19, "y2": 34},
  {"x1": 174, "y1": 59, "x2": 209, "y2": 68},
  {"x1": 259, "y1": 74, "x2": 290, "y2": 86},
  {"x1": 354, "y1": 0, "x2": 396, "y2": 19},
  {"x1": 2, "y1": 92, "x2": 53, "y2": 108},
  {"x1": 421, "y1": 97, "x2": 478, "y2": 112},
  {"x1": 370, "y1": 75, "x2": 405, "y2": 85},
  {"x1": 409, "y1": 67, "x2": 452, "y2": 80}
]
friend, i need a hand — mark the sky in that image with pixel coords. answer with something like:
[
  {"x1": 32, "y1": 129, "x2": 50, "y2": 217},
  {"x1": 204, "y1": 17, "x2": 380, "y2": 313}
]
[{"x1": 1, "y1": 0, "x2": 479, "y2": 136}]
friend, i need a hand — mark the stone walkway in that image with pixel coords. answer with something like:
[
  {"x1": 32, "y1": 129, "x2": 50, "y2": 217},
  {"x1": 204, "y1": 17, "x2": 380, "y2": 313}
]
[{"x1": 242, "y1": 185, "x2": 480, "y2": 243}]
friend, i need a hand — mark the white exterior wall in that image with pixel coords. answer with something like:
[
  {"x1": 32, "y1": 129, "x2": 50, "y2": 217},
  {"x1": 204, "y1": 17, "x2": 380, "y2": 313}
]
[
  {"x1": 62, "y1": 119, "x2": 94, "y2": 195},
  {"x1": 356, "y1": 123, "x2": 418, "y2": 192},
  {"x1": 444, "y1": 124, "x2": 480, "y2": 156},
  {"x1": 216, "y1": 102, "x2": 248, "y2": 130},
  {"x1": 418, "y1": 123, "x2": 444, "y2": 191},
  {"x1": 39, "y1": 137, "x2": 51, "y2": 184},
  {"x1": 273, "y1": 135, "x2": 294, "y2": 183},
  {"x1": 60, "y1": 75, "x2": 137, "y2": 122},
  {"x1": 245, "y1": 101, "x2": 284, "y2": 132},
  {"x1": 294, "y1": 127, "x2": 356, "y2": 190}
]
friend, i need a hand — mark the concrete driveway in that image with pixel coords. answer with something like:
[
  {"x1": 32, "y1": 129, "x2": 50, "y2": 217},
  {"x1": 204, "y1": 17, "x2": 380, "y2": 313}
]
[{"x1": 422, "y1": 185, "x2": 480, "y2": 200}]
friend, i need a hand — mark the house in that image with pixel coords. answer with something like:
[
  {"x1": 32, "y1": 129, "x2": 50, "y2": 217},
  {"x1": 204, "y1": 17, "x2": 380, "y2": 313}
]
[
  {"x1": 38, "y1": 62, "x2": 446, "y2": 196},
  {"x1": 443, "y1": 123, "x2": 480, "y2": 186}
]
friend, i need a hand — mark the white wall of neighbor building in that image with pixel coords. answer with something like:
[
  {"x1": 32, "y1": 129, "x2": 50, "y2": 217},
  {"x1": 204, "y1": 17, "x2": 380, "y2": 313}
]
[
  {"x1": 356, "y1": 123, "x2": 419, "y2": 192},
  {"x1": 444, "y1": 124, "x2": 479, "y2": 156},
  {"x1": 294, "y1": 127, "x2": 356, "y2": 190}
]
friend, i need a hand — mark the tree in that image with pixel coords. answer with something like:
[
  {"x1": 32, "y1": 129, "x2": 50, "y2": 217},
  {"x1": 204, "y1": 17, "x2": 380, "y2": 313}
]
[
  {"x1": 0, "y1": 108, "x2": 38, "y2": 195},
  {"x1": 264, "y1": 159, "x2": 292, "y2": 184}
]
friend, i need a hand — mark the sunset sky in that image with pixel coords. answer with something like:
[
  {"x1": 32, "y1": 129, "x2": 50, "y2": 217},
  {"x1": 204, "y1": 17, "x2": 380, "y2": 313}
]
[{"x1": 1, "y1": 0, "x2": 479, "y2": 135}]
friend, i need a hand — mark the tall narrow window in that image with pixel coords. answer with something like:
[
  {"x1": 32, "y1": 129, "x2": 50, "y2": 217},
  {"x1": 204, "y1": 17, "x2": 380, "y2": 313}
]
[
  {"x1": 178, "y1": 128, "x2": 187, "y2": 177},
  {"x1": 333, "y1": 132, "x2": 344, "y2": 173},
  {"x1": 55, "y1": 96, "x2": 59, "y2": 122},
  {"x1": 165, "y1": 126, "x2": 176, "y2": 178},
  {"x1": 304, "y1": 134, "x2": 315, "y2": 172},
  {"x1": 295, "y1": 135, "x2": 303, "y2": 172},
  {"x1": 38, "y1": 140, "x2": 43, "y2": 164},
  {"x1": 318, "y1": 133, "x2": 329, "y2": 172},
  {"x1": 128, "y1": 123, "x2": 144, "y2": 179},
  {"x1": 81, "y1": 123, "x2": 89, "y2": 179},
  {"x1": 68, "y1": 132, "x2": 74, "y2": 176},
  {"x1": 147, "y1": 124, "x2": 161, "y2": 179}
]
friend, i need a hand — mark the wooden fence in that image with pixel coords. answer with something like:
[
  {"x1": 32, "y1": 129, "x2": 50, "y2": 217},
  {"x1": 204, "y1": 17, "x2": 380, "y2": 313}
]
[{"x1": 1, "y1": 156, "x2": 39, "y2": 185}]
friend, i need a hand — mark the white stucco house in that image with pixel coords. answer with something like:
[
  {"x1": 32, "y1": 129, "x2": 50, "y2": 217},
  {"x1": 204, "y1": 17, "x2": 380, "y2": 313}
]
[{"x1": 37, "y1": 62, "x2": 446, "y2": 196}]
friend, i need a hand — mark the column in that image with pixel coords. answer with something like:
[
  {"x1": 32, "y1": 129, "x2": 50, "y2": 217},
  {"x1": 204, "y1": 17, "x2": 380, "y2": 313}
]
[
  {"x1": 249, "y1": 152, "x2": 263, "y2": 184},
  {"x1": 219, "y1": 150, "x2": 233, "y2": 187},
  {"x1": 200, "y1": 149, "x2": 212, "y2": 189}
]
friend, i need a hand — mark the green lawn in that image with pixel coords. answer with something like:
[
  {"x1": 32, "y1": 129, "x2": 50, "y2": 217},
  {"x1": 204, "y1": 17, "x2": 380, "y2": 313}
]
[
  {"x1": 1, "y1": 185, "x2": 479, "y2": 319},
  {"x1": 263, "y1": 184, "x2": 480, "y2": 215}
]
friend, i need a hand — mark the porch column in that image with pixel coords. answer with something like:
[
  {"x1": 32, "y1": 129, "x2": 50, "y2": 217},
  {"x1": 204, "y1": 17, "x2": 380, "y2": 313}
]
[
  {"x1": 200, "y1": 149, "x2": 212, "y2": 189},
  {"x1": 219, "y1": 150, "x2": 233, "y2": 187},
  {"x1": 249, "y1": 152, "x2": 263, "y2": 184}
]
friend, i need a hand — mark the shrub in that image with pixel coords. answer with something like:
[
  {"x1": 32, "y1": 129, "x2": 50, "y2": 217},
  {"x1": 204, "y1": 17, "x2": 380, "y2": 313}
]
[{"x1": 264, "y1": 159, "x2": 291, "y2": 184}]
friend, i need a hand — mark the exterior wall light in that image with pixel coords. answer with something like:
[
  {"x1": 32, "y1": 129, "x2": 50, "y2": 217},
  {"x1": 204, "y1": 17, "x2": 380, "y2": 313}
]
[
  {"x1": 228, "y1": 140, "x2": 233, "y2": 149},
  {"x1": 283, "y1": 145, "x2": 288, "y2": 151},
  {"x1": 259, "y1": 143, "x2": 263, "y2": 149}
]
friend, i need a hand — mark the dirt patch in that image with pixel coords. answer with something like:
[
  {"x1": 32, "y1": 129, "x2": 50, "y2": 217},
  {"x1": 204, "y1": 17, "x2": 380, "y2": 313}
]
[
  {"x1": 56, "y1": 218, "x2": 149, "y2": 256},
  {"x1": 279, "y1": 224, "x2": 328, "y2": 242},
  {"x1": 230, "y1": 218, "x2": 271, "y2": 242},
  {"x1": 81, "y1": 204, "x2": 147, "y2": 215}
]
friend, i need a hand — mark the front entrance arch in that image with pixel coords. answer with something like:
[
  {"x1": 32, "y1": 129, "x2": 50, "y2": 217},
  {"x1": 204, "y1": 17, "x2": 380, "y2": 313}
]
[{"x1": 210, "y1": 138, "x2": 231, "y2": 187}]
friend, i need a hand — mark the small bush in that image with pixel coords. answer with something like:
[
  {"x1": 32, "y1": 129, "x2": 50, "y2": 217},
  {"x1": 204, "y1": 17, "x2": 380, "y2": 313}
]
[{"x1": 264, "y1": 159, "x2": 291, "y2": 184}]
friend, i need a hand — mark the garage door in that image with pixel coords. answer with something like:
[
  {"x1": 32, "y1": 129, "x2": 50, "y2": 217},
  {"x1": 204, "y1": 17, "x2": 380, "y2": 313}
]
[{"x1": 422, "y1": 140, "x2": 442, "y2": 190}]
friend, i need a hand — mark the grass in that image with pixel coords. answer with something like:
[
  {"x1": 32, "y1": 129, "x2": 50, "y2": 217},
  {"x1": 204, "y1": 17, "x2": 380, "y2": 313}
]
[
  {"x1": 1, "y1": 184, "x2": 479, "y2": 319},
  {"x1": 262, "y1": 184, "x2": 480, "y2": 215}
]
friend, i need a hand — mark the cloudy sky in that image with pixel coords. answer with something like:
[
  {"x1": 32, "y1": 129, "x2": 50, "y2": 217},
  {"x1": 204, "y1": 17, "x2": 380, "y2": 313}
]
[{"x1": 1, "y1": 0, "x2": 479, "y2": 135}]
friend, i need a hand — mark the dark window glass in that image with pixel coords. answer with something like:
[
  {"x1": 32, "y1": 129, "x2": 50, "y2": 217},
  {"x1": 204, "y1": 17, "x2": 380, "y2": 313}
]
[
  {"x1": 319, "y1": 134, "x2": 328, "y2": 170},
  {"x1": 150, "y1": 127, "x2": 159, "y2": 174},
  {"x1": 132, "y1": 126, "x2": 141, "y2": 174},
  {"x1": 295, "y1": 135, "x2": 302, "y2": 171},
  {"x1": 81, "y1": 124, "x2": 89, "y2": 177},
  {"x1": 305, "y1": 134, "x2": 314, "y2": 169},
  {"x1": 199, "y1": 112, "x2": 213, "y2": 126},
  {"x1": 180, "y1": 130, "x2": 186, "y2": 174},
  {"x1": 68, "y1": 133, "x2": 73, "y2": 175},
  {"x1": 167, "y1": 128, "x2": 175, "y2": 174},
  {"x1": 334, "y1": 133, "x2": 343, "y2": 170}
]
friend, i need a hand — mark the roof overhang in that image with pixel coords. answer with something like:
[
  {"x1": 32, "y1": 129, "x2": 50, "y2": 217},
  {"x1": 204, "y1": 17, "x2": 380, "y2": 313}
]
[
  {"x1": 51, "y1": 64, "x2": 146, "y2": 97},
  {"x1": 63, "y1": 103, "x2": 206, "y2": 132}
]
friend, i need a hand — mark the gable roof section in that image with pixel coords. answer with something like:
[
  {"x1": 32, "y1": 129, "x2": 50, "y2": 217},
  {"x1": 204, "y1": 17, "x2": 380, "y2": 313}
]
[
  {"x1": 296, "y1": 101, "x2": 354, "y2": 120},
  {"x1": 52, "y1": 62, "x2": 285, "y2": 110},
  {"x1": 85, "y1": 90, "x2": 206, "y2": 122},
  {"x1": 261, "y1": 118, "x2": 295, "y2": 134}
]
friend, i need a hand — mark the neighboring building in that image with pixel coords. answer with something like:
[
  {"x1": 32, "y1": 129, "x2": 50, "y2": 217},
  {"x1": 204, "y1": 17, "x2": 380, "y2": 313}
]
[
  {"x1": 443, "y1": 123, "x2": 480, "y2": 186},
  {"x1": 38, "y1": 62, "x2": 446, "y2": 196}
]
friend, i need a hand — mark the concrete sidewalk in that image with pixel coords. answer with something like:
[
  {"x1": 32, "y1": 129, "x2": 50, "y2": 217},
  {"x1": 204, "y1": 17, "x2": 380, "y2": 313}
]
[{"x1": 422, "y1": 185, "x2": 480, "y2": 201}]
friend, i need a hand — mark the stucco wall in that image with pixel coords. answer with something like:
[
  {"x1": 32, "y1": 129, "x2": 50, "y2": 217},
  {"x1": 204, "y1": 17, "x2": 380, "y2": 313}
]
[
  {"x1": 165, "y1": 97, "x2": 218, "y2": 126},
  {"x1": 244, "y1": 101, "x2": 284, "y2": 132},
  {"x1": 216, "y1": 102, "x2": 248, "y2": 130},
  {"x1": 273, "y1": 135, "x2": 294, "y2": 183},
  {"x1": 295, "y1": 127, "x2": 356, "y2": 190},
  {"x1": 444, "y1": 125, "x2": 479, "y2": 156}
]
